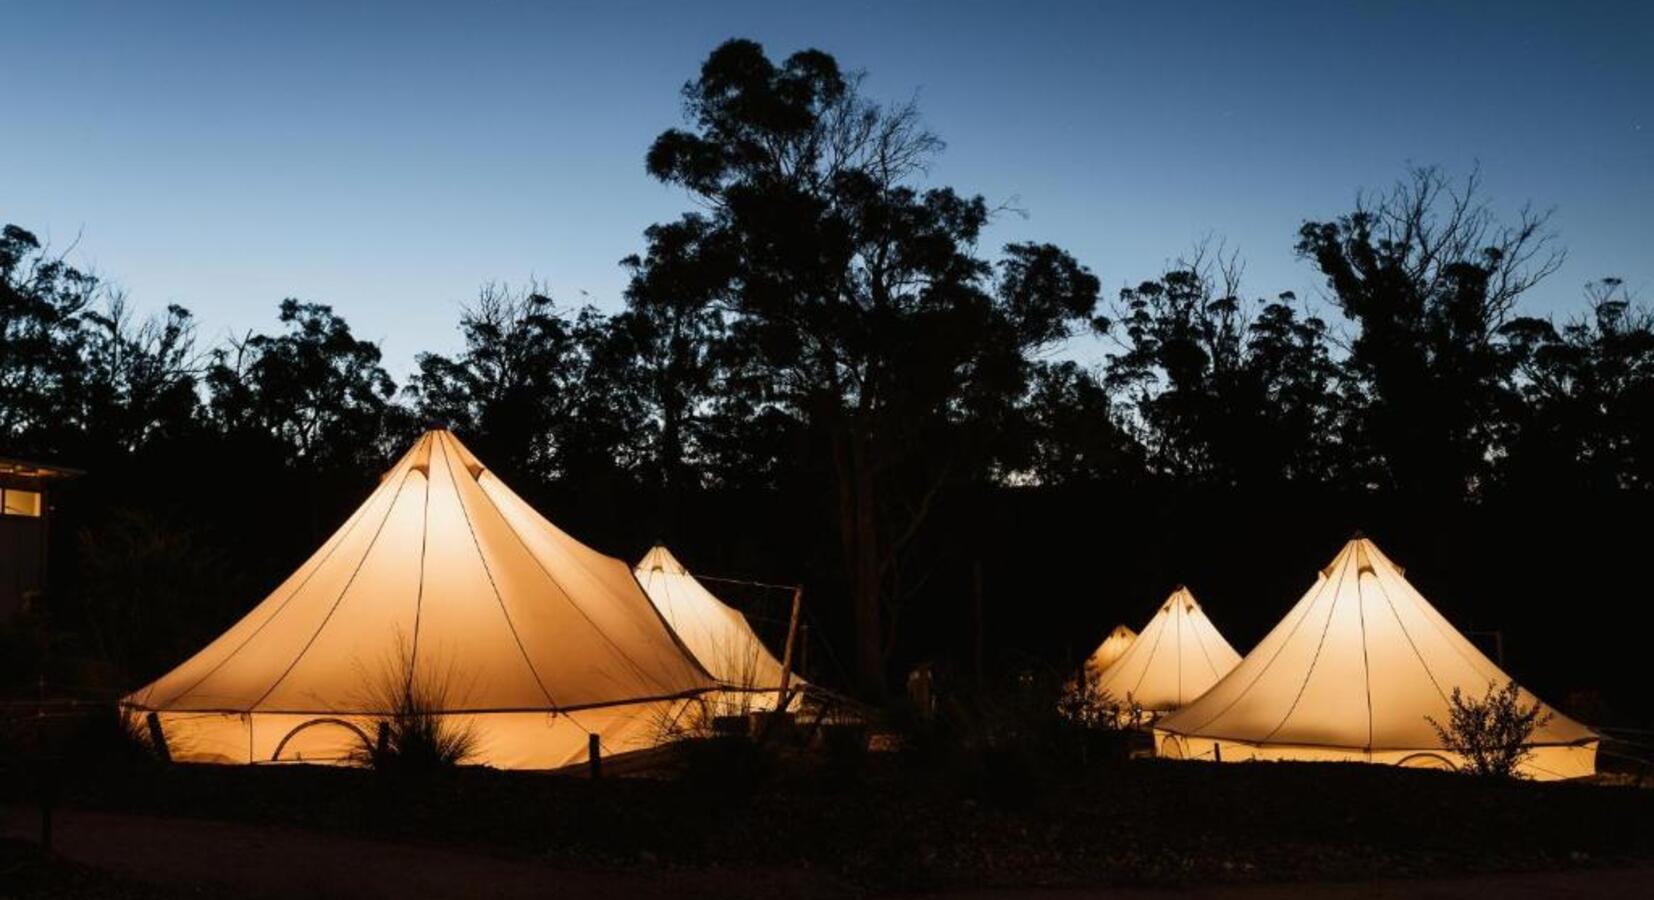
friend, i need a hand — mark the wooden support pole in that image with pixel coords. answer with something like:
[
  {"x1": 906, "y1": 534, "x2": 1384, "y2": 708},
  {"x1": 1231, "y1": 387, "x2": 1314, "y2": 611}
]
[
  {"x1": 774, "y1": 587, "x2": 804, "y2": 713},
  {"x1": 588, "y1": 733, "x2": 602, "y2": 779},
  {"x1": 1213, "y1": 742, "x2": 1222, "y2": 763},
  {"x1": 145, "y1": 711, "x2": 173, "y2": 764},
  {"x1": 799, "y1": 623, "x2": 809, "y2": 683}
]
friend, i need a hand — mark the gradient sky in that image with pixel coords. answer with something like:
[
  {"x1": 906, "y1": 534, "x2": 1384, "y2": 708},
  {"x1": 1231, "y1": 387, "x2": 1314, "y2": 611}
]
[{"x1": 3, "y1": 1, "x2": 1649, "y2": 376}]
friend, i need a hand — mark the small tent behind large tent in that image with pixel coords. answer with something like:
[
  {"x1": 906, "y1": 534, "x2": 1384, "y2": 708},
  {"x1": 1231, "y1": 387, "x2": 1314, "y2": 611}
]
[
  {"x1": 634, "y1": 544, "x2": 802, "y2": 711},
  {"x1": 1154, "y1": 536, "x2": 1597, "y2": 780},
  {"x1": 1092, "y1": 587, "x2": 1242, "y2": 713},
  {"x1": 122, "y1": 429, "x2": 716, "y2": 768},
  {"x1": 1083, "y1": 624, "x2": 1138, "y2": 680}
]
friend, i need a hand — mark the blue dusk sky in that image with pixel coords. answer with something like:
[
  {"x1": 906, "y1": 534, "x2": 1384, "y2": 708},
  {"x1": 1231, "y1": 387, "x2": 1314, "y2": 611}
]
[{"x1": 3, "y1": 1, "x2": 1649, "y2": 376}]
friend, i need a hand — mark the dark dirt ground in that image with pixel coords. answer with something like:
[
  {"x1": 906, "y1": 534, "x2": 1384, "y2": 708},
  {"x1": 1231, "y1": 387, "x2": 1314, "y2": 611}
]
[
  {"x1": 2, "y1": 755, "x2": 1652, "y2": 898},
  {"x1": 4, "y1": 811, "x2": 1653, "y2": 899}
]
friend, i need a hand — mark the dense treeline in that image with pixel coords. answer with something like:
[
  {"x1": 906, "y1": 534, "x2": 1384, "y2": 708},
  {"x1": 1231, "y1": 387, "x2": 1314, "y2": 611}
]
[{"x1": 3, "y1": 40, "x2": 1651, "y2": 722}]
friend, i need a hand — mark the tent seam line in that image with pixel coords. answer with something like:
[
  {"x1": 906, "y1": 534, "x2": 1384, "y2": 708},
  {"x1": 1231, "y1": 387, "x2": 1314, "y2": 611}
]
[
  {"x1": 1172, "y1": 548, "x2": 1345, "y2": 736},
  {"x1": 157, "y1": 465, "x2": 395, "y2": 707},
  {"x1": 1260, "y1": 553, "x2": 1351, "y2": 744},
  {"x1": 436, "y1": 435, "x2": 566, "y2": 714},
  {"x1": 247, "y1": 467, "x2": 415, "y2": 713},
  {"x1": 406, "y1": 436, "x2": 433, "y2": 689},
  {"x1": 1356, "y1": 553, "x2": 1375, "y2": 753},
  {"x1": 482, "y1": 489, "x2": 696, "y2": 692}
]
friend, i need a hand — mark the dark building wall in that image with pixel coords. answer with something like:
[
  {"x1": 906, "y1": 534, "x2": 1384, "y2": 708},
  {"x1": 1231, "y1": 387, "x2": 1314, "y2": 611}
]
[
  {"x1": 0, "y1": 514, "x2": 47, "y2": 617},
  {"x1": 0, "y1": 473, "x2": 51, "y2": 619}
]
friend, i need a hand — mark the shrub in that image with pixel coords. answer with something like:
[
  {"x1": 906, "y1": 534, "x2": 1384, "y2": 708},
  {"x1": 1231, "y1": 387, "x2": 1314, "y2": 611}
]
[
  {"x1": 1426, "y1": 680, "x2": 1554, "y2": 778},
  {"x1": 1057, "y1": 671, "x2": 1142, "y2": 730},
  {"x1": 350, "y1": 645, "x2": 478, "y2": 773},
  {"x1": 0, "y1": 703, "x2": 163, "y2": 771}
]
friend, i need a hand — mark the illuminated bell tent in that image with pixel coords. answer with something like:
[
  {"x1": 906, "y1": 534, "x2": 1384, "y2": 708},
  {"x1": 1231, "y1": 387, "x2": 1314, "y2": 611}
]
[
  {"x1": 123, "y1": 430, "x2": 716, "y2": 768},
  {"x1": 1154, "y1": 536, "x2": 1598, "y2": 780},
  {"x1": 635, "y1": 544, "x2": 803, "y2": 711},
  {"x1": 1083, "y1": 624, "x2": 1138, "y2": 680},
  {"x1": 1092, "y1": 587, "x2": 1242, "y2": 713}
]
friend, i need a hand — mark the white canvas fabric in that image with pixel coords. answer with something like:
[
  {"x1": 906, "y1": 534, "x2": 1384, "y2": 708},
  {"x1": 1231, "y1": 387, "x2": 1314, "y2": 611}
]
[
  {"x1": 1083, "y1": 624, "x2": 1138, "y2": 679},
  {"x1": 635, "y1": 545, "x2": 790, "y2": 689},
  {"x1": 1093, "y1": 587, "x2": 1242, "y2": 713},
  {"x1": 123, "y1": 430, "x2": 715, "y2": 768},
  {"x1": 1154, "y1": 537, "x2": 1597, "y2": 780}
]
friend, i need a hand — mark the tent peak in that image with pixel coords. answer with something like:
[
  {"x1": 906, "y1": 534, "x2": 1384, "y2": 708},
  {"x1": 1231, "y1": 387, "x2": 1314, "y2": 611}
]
[
  {"x1": 639, "y1": 544, "x2": 688, "y2": 575},
  {"x1": 1094, "y1": 584, "x2": 1241, "y2": 712},
  {"x1": 1155, "y1": 529, "x2": 1595, "y2": 779},
  {"x1": 124, "y1": 428, "x2": 715, "y2": 768}
]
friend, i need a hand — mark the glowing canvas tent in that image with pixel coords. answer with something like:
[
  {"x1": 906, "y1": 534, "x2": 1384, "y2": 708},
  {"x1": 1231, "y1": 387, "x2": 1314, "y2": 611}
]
[
  {"x1": 634, "y1": 544, "x2": 801, "y2": 711},
  {"x1": 1083, "y1": 624, "x2": 1138, "y2": 680},
  {"x1": 1092, "y1": 587, "x2": 1242, "y2": 713},
  {"x1": 1154, "y1": 536, "x2": 1597, "y2": 780},
  {"x1": 123, "y1": 430, "x2": 715, "y2": 768}
]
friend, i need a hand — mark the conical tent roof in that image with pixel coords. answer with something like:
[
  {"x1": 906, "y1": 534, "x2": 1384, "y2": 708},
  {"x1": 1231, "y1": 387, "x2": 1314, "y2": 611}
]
[
  {"x1": 635, "y1": 544, "x2": 792, "y2": 693},
  {"x1": 1083, "y1": 624, "x2": 1138, "y2": 679},
  {"x1": 1093, "y1": 587, "x2": 1241, "y2": 712},
  {"x1": 1155, "y1": 537, "x2": 1597, "y2": 780},
  {"x1": 124, "y1": 430, "x2": 715, "y2": 768}
]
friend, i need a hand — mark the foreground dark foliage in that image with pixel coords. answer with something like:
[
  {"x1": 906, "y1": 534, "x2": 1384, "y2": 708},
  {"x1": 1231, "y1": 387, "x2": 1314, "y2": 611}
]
[
  {"x1": 1, "y1": 756, "x2": 1649, "y2": 893},
  {"x1": 0, "y1": 838, "x2": 178, "y2": 900}
]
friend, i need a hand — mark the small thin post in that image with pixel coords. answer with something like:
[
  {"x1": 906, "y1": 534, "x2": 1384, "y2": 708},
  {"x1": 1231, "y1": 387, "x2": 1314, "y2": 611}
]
[
  {"x1": 1213, "y1": 742, "x2": 1222, "y2": 763},
  {"x1": 972, "y1": 559, "x2": 985, "y2": 688},
  {"x1": 774, "y1": 587, "x2": 804, "y2": 712},
  {"x1": 587, "y1": 733, "x2": 602, "y2": 779},
  {"x1": 145, "y1": 711, "x2": 173, "y2": 764},
  {"x1": 38, "y1": 760, "x2": 55, "y2": 851}
]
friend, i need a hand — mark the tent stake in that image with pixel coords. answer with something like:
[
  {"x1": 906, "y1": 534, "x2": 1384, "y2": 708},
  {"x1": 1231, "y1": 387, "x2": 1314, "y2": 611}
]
[
  {"x1": 38, "y1": 759, "x2": 55, "y2": 851},
  {"x1": 145, "y1": 711, "x2": 173, "y2": 764},
  {"x1": 1213, "y1": 742, "x2": 1221, "y2": 763},
  {"x1": 588, "y1": 733, "x2": 602, "y2": 779},
  {"x1": 774, "y1": 588, "x2": 804, "y2": 713},
  {"x1": 972, "y1": 559, "x2": 984, "y2": 688}
]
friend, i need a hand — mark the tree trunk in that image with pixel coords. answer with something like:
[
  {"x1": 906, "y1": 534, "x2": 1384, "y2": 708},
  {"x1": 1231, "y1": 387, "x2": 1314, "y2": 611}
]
[{"x1": 833, "y1": 424, "x2": 886, "y2": 698}]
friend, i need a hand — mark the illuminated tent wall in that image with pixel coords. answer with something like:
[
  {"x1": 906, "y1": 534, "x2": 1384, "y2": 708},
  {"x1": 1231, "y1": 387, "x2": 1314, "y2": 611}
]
[
  {"x1": 1093, "y1": 587, "x2": 1242, "y2": 713},
  {"x1": 1154, "y1": 537, "x2": 1597, "y2": 780},
  {"x1": 635, "y1": 545, "x2": 801, "y2": 712},
  {"x1": 123, "y1": 430, "x2": 715, "y2": 768},
  {"x1": 1083, "y1": 624, "x2": 1138, "y2": 680}
]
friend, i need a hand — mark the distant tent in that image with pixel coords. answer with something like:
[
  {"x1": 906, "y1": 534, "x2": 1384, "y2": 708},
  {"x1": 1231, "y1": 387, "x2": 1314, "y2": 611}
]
[
  {"x1": 634, "y1": 544, "x2": 801, "y2": 711},
  {"x1": 123, "y1": 430, "x2": 715, "y2": 768},
  {"x1": 1083, "y1": 624, "x2": 1138, "y2": 680},
  {"x1": 1154, "y1": 536, "x2": 1597, "y2": 780},
  {"x1": 1093, "y1": 587, "x2": 1242, "y2": 713}
]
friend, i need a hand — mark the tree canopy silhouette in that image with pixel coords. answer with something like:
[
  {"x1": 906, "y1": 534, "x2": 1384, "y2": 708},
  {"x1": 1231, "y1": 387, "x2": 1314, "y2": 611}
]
[
  {"x1": 2, "y1": 39, "x2": 1652, "y2": 719},
  {"x1": 643, "y1": 39, "x2": 1102, "y2": 693}
]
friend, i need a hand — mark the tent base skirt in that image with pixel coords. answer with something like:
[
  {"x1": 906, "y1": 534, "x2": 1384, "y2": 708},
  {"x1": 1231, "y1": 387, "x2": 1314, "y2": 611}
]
[
  {"x1": 1153, "y1": 730, "x2": 1598, "y2": 781},
  {"x1": 130, "y1": 700, "x2": 699, "y2": 769}
]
